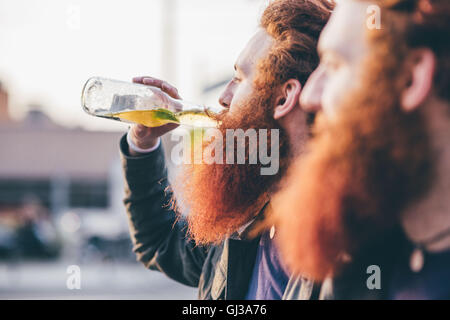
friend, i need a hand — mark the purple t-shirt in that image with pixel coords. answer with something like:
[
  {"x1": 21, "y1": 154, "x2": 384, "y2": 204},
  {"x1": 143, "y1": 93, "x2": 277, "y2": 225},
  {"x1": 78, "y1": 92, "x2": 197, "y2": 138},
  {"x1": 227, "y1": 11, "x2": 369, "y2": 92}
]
[
  {"x1": 388, "y1": 249, "x2": 450, "y2": 299},
  {"x1": 245, "y1": 231, "x2": 290, "y2": 300}
]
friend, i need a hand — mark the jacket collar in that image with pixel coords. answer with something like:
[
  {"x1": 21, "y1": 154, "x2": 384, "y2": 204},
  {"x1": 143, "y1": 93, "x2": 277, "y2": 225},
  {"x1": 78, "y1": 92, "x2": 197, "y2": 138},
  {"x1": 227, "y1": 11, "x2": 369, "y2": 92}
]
[{"x1": 230, "y1": 201, "x2": 270, "y2": 240}]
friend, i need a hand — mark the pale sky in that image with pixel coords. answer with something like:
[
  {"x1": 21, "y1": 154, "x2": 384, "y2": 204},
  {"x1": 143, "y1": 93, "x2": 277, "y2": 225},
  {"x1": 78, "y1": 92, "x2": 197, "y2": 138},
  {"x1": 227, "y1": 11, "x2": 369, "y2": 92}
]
[{"x1": 0, "y1": 0, "x2": 267, "y2": 131}]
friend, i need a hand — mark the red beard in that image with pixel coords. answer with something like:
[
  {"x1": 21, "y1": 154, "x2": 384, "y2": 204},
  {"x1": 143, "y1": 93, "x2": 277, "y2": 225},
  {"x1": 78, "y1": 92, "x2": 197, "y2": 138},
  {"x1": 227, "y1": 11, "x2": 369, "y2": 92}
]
[
  {"x1": 272, "y1": 39, "x2": 434, "y2": 280},
  {"x1": 172, "y1": 87, "x2": 290, "y2": 245}
]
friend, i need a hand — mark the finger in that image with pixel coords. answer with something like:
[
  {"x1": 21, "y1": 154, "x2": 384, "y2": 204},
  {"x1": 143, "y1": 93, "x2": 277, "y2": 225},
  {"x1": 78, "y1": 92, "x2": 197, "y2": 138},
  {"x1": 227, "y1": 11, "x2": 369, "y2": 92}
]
[
  {"x1": 142, "y1": 77, "x2": 164, "y2": 88},
  {"x1": 131, "y1": 123, "x2": 179, "y2": 141},
  {"x1": 143, "y1": 78, "x2": 181, "y2": 100},
  {"x1": 134, "y1": 124, "x2": 151, "y2": 138},
  {"x1": 151, "y1": 123, "x2": 180, "y2": 136},
  {"x1": 161, "y1": 82, "x2": 181, "y2": 100},
  {"x1": 132, "y1": 76, "x2": 148, "y2": 84}
]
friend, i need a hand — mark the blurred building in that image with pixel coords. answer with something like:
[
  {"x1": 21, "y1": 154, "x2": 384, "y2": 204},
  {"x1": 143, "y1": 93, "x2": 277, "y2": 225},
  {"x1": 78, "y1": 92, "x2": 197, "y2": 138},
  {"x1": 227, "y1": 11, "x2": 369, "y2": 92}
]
[{"x1": 0, "y1": 82, "x2": 124, "y2": 222}]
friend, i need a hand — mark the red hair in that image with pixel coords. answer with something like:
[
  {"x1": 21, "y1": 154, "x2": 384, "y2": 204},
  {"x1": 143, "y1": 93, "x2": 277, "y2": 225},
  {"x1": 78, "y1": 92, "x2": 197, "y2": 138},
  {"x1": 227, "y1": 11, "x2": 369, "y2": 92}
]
[
  {"x1": 258, "y1": 0, "x2": 335, "y2": 89},
  {"x1": 373, "y1": 0, "x2": 450, "y2": 101}
]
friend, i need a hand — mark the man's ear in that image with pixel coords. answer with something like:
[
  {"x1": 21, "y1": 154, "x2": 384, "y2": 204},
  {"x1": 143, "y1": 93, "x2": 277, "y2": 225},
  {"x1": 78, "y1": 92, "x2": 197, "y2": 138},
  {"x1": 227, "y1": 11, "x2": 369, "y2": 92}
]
[
  {"x1": 401, "y1": 48, "x2": 436, "y2": 112},
  {"x1": 273, "y1": 79, "x2": 302, "y2": 120}
]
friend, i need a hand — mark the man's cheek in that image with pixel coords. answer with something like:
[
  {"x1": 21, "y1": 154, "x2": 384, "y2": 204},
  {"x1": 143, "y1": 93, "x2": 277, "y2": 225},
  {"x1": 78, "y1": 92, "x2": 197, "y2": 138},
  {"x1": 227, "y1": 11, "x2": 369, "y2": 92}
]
[
  {"x1": 323, "y1": 73, "x2": 353, "y2": 118},
  {"x1": 231, "y1": 84, "x2": 255, "y2": 110},
  {"x1": 322, "y1": 87, "x2": 341, "y2": 119},
  {"x1": 229, "y1": 95, "x2": 246, "y2": 115},
  {"x1": 228, "y1": 104, "x2": 239, "y2": 116}
]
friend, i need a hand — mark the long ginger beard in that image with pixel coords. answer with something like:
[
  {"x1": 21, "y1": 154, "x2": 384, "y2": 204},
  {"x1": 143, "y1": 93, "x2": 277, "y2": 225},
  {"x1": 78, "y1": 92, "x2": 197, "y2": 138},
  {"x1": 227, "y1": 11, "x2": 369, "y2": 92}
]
[
  {"x1": 272, "y1": 37, "x2": 434, "y2": 281},
  {"x1": 173, "y1": 85, "x2": 290, "y2": 245}
]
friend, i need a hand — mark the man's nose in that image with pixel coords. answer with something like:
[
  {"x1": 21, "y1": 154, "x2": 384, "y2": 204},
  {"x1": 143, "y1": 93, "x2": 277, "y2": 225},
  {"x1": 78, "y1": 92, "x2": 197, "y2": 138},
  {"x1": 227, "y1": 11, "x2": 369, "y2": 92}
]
[
  {"x1": 300, "y1": 67, "x2": 324, "y2": 113},
  {"x1": 218, "y1": 85, "x2": 232, "y2": 109}
]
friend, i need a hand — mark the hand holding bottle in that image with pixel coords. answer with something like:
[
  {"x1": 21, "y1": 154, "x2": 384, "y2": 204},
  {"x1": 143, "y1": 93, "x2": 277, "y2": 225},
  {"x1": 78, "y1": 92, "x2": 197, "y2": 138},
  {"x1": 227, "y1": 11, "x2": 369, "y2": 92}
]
[{"x1": 128, "y1": 76, "x2": 181, "y2": 155}]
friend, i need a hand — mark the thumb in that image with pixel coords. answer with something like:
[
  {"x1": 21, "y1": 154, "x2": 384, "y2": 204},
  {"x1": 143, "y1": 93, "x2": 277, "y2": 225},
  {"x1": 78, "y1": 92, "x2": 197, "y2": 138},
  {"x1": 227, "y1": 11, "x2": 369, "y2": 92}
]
[
  {"x1": 151, "y1": 123, "x2": 180, "y2": 137},
  {"x1": 133, "y1": 124, "x2": 151, "y2": 138}
]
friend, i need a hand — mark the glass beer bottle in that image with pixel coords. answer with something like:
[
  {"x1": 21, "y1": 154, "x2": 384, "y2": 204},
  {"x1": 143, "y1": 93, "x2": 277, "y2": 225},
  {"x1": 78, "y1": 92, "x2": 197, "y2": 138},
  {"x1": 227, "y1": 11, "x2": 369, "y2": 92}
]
[{"x1": 81, "y1": 77, "x2": 219, "y2": 128}]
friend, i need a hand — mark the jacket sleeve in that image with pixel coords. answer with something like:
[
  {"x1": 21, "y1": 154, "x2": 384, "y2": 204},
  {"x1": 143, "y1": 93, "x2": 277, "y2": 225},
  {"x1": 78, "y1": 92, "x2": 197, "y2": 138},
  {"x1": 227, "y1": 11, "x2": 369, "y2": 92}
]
[{"x1": 119, "y1": 134, "x2": 208, "y2": 287}]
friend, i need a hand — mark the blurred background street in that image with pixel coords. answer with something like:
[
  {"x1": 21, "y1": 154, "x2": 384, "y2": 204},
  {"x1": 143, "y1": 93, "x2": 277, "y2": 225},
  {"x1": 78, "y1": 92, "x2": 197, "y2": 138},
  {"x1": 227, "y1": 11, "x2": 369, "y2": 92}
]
[{"x1": 0, "y1": 261, "x2": 197, "y2": 299}]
